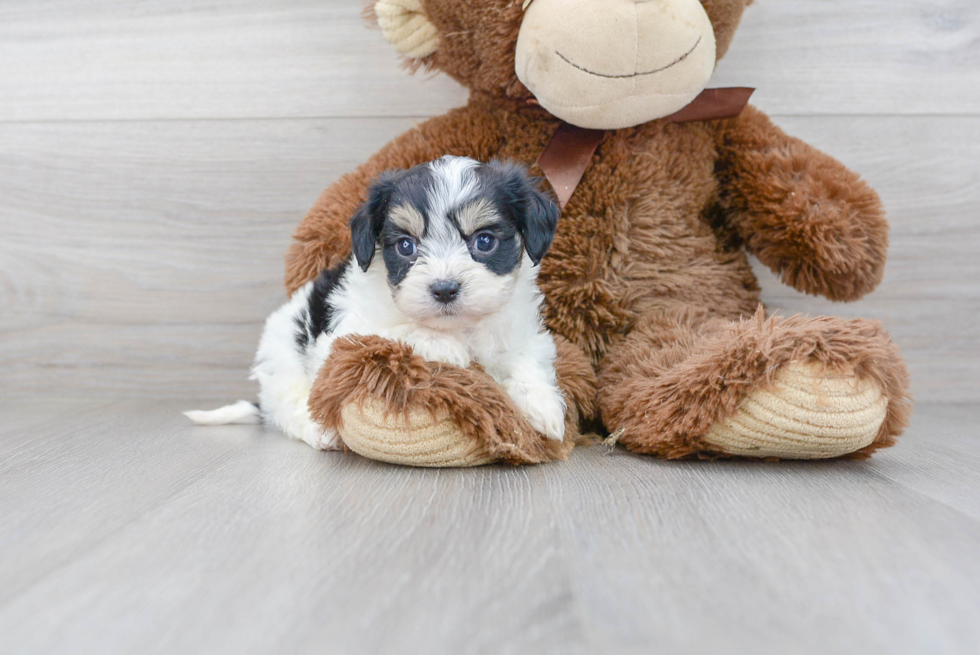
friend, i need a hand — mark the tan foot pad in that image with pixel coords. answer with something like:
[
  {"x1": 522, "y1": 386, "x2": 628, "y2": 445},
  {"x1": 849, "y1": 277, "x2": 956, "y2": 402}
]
[
  {"x1": 703, "y1": 361, "x2": 888, "y2": 459},
  {"x1": 339, "y1": 397, "x2": 495, "y2": 468}
]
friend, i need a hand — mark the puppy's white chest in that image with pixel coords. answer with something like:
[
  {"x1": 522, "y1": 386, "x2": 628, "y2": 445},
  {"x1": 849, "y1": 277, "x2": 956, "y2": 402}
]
[{"x1": 386, "y1": 325, "x2": 474, "y2": 370}]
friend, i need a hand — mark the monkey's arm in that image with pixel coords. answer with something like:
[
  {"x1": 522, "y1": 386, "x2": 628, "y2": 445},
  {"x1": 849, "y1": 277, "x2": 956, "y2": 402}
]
[
  {"x1": 286, "y1": 104, "x2": 504, "y2": 294},
  {"x1": 712, "y1": 105, "x2": 888, "y2": 302}
]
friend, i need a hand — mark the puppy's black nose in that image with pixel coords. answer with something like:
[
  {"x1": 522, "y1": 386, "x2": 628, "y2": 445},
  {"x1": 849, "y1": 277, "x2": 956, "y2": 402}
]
[{"x1": 430, "y1": 280, "x2": 460, "y2": 304}]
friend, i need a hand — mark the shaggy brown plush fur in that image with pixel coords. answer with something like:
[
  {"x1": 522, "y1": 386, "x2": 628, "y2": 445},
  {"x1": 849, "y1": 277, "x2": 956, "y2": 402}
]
[
  {"x1": 715, "y1": 107, "x2": 889, "y2": 302},
  {"x1": 597, "y1": 307, "x2": 911, "y2": 459},
  {"x1": 289, "y1": 0, "x2": 911, "y2": 460},
  {"x1": 309, "y1": 335, "x2": 593, "y2": 465}
]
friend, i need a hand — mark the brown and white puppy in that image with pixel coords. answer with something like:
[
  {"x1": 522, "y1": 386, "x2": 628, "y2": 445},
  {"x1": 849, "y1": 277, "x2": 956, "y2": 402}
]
[{"x1": 187, "y1": 156, "x2": 566, "y2": 450}]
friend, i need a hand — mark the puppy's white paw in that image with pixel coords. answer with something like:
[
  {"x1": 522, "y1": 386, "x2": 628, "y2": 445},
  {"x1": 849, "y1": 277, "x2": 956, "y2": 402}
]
[
  {"x1": 507, "y1": 383, "x2": 566, "y2": 441},
  {"x1": 301, "y1": 421, "x2": 343, "y2": 451}
]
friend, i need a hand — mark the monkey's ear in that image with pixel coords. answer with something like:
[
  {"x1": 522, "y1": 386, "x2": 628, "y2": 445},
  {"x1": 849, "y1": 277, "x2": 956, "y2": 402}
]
[
  {"x1": 372, "y1": 0, "x2": 440, "y2": 59},
  {"x1": 349, "y1": 171, "x2": 402, "y2": 272}
]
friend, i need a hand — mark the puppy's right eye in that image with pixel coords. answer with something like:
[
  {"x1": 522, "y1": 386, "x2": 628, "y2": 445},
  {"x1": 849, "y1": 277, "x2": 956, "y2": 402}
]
[{"x1": 396, "y1": 237, "x2": 417, "y2": 258}]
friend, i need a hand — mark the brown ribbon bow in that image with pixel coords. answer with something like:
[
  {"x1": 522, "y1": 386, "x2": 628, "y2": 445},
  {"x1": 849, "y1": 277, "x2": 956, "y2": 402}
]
[{"x1": 538, "y1": 87, "x2": 755, "y2": 208}]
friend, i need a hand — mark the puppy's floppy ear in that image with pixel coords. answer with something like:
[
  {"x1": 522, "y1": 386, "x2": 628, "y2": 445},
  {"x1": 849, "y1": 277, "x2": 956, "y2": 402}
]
[
  {"x1": 487, "y1": 160, "x2": 561, "y2": 266},
  {"x1": 350, "y1": 170, "x2": 401, "y2": 272},
  {"x1": 521, "y1": 184, "x2": 561, "y2": 266}
]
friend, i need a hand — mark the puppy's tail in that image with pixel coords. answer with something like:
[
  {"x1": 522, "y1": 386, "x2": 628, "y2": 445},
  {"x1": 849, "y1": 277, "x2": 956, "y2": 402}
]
[{"x1": 184, "y1": 400, "x2": 262, "y2": 425}]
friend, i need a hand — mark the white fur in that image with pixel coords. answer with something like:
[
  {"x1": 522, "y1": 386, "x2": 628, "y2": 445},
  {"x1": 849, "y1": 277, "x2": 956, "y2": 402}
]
[
  {"x1": 187, "y1": 156, "x2": 566, "y2": 447},
  {"x1": 425, "y1": 156, "x2": 480, "y2": 240},
  {"x1": 183, "y1": 400, "x2": 260, "y2": 425},
  {"x1": 250, "y1": 283, "x2": 344, "y2": 450}
]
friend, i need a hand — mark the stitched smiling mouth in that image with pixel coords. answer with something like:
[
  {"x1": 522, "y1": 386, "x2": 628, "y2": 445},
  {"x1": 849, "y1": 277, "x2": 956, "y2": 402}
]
[{"x1": 556, "y1": 35, "x2": 702, "y2": 79}]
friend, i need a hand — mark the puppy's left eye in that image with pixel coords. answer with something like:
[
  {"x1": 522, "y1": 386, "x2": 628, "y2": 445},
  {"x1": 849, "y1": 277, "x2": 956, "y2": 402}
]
[
  {"x1": 396, "y1": 237, "x2": 417, "y2": 258},
  {"x1": 474, "y1": 232, "x2": 497, "y2": 254}
]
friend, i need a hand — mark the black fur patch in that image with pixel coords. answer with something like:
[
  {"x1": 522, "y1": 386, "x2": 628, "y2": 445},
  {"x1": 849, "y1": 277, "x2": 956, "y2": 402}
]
[
  {"x1": 294, "y1": 260, "x2": 349, "y2": 352},
  {"x1": 380, "y1": 224, "x2": 419, "y2": 287},
  {"x1": 375, "y1": 165, "x2": 436, "y2": 285},
  {"x1": 477, "y1": 161, "x2": 560, "y2": 267},
  {"x1": 388, "y1": 166, "x2": 434, "y2": 236},
  {"x1": 350, "y1": 172, "x2": 405, "y2": 271},
  {"x1": 350, "y1": 165, "x2": 435, "y2": 277},
  {"x1": 459, "y1": 216, "x2": 523, "y2": 276}
]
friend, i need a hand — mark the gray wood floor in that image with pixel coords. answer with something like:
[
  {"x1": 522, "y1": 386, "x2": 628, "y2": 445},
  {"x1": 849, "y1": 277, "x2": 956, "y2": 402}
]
[
  {"x1": 2, "y1": 1, "x2": 979, "y2": 653},
  {"x1": 1, "y1": 402, "x2": 979, "y2": 654}
]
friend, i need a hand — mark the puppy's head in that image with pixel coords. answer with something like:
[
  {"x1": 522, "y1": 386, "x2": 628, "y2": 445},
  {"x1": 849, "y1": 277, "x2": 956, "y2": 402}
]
[{"x1": 349, "y1": 156, "x2": 559, "y2": 328}]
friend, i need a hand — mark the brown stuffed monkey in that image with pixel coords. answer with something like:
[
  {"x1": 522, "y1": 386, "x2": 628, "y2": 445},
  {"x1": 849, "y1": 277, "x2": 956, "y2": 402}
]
[{"x1": 292, "y1": 0, "x2": 911, "y2": 465}]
